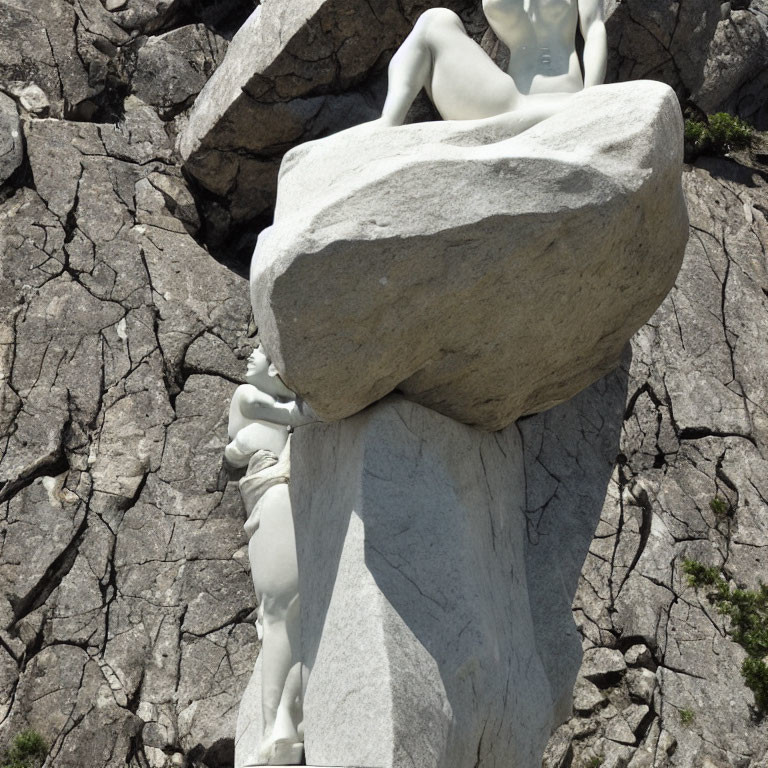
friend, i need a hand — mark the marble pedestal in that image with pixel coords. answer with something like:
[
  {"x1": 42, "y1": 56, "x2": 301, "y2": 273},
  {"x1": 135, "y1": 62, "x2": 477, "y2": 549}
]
[{"x1": 293, "y1": 396, "x2": 554, "y2": 768}]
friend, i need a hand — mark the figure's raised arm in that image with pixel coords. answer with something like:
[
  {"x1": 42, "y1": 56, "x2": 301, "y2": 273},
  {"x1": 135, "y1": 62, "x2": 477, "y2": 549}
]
[
  {"x1": 578, "y1": 0, "x2": 607, "y2": 88},
  {"x1": 238, "y1": 386, "x2": 317, "y2": 427}
]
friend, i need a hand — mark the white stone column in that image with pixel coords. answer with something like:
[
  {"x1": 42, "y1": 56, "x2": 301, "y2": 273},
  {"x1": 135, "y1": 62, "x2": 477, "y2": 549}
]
[{"x1": 289, "y1": 396, "x2": 555, "y2": 768}]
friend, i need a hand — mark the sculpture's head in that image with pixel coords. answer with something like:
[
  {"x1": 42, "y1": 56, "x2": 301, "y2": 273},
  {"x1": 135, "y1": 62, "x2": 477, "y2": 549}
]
[{"x1": 245, "y1": 346, "x2": 295, "y2": 400}]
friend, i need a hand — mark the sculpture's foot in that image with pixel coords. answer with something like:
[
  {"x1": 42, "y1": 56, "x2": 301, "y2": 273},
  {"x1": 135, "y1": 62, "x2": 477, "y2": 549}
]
[
  {"x1": 243, "y1": 739, "x2": 304, "y2": 767},
  {"x1": 268, "y1": 739, "x2": 304, "y2": 765}
]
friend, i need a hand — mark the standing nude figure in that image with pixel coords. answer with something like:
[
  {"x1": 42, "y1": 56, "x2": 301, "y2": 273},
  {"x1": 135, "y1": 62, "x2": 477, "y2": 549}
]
[
  {"x1": 226, "y1": 348, "x2": 316, "y2": 766},
  {"x1": 375, "y1": 0, "x2": 606, "y2": 127}
]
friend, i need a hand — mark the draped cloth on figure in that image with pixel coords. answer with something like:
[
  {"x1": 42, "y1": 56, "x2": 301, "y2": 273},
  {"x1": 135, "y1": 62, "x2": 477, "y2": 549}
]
[{"x1": 241, "y1": 438, "x2": 291, "y2": 539}]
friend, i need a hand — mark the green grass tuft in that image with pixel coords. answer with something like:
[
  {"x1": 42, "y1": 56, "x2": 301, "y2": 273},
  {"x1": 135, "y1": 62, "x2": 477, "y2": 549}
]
[
  {"x1": 683, "y1": 559, "x2": 768, "y2": 712},
  {"x1": 707, "y1": 112, "x2": 753, "y2": 152},
  {"x1": 679, "y1": 708, "x2": 695, "y2": 725},
  {"x1": 709, "y1": 495, "x2": 730, "y2": 517},
  {"x1": 682, "y1": 558, "x2": 721, "y2": 588},
  {"x1": 1, "y1": 730, "x2": 48, "y2": 768},
  {"x1": 684, "y1": 112, "x2": 753, "y2": 159}
]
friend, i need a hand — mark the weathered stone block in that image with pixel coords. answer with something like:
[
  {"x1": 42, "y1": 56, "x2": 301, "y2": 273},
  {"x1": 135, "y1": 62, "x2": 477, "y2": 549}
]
[
  {"x1": 251, "y1": 81, "x2": 687, "y2": 431},
  {"x1": 289, "y1": 396, "x2": 554, "y2": 768}
]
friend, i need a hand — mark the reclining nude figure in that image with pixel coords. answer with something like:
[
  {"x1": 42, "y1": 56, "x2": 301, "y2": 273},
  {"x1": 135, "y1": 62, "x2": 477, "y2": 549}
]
[
  {"x1": 225, "y1": 347, "x2": 317, "y2": 766},
  {"x1": 374, "y1": 0, "x2": 606, "y2": 129}
]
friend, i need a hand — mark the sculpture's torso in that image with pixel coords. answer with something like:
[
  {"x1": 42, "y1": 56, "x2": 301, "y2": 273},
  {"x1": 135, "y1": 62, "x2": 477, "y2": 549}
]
[{"x1": 483, "y1": 0, "x2": 583, "y2": 95}]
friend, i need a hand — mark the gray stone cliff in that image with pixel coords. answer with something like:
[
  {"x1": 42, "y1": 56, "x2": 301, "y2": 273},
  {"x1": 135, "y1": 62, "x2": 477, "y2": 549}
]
[{"x1": 1, "y1": 1, "x2": 767, "y2": 767}]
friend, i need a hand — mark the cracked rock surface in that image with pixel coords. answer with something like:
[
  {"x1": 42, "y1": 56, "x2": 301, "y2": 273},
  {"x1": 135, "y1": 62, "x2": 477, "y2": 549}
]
[
  {"x1": 605, "y1": 0, "x2": 768, "y2": 126},
  {"x1": 1, "y1": 0, "x2": 768, "y2": 767},
  {"x1": 178, "y1": 0, "x2": 490, "y2": 248},
  {"x1": 0, "y1": 2, "x2": 259, "y2": 766}
]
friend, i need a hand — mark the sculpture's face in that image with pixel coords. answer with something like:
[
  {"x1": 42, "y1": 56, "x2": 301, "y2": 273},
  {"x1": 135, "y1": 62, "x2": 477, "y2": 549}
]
[
  {"x1": 245, "y1": 346, "x2": 295, "y2": 399},
  {"x1": 245, "y1": 348, "x2": 270, "y2": 384}
]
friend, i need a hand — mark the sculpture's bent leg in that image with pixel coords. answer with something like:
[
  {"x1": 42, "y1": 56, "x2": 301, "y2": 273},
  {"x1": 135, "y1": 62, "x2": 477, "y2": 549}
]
[{"x1": 381, "y1": 8, "x2": 519, "y2": 125}]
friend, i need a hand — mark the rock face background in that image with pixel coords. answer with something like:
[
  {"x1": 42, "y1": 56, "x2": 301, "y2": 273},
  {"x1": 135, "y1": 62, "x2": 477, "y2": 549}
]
[{"x1": 0, "y1": 1, "x2": 767, "y2": 767}]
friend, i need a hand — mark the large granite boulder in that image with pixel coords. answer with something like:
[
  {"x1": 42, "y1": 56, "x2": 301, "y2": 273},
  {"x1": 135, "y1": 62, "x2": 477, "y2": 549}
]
[{"x1": 251, "y1": 80, "x2": 688, "y2": 431}]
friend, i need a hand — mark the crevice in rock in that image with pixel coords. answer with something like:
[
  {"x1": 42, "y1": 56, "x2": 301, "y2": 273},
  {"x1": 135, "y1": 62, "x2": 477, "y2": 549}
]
[
  {"x1": 125, "y1": 667, "x2": 145, "y2": 717},
  {"x1": 63, "y1": 166, "x2": 83, "y2": 245},
  {"x1": 126, "y1": 726, "x2": 151, "y2": 768},
  {"x1": 7, "y1": 513, "x2": 88, "y2": 629},
  {"x1": 677, "y1": 426, "x2": 757, "y2": 447},
  {"x1": 174, "y1": 603, "x2": 188, "y2": 700},
  {"x1": 634, "y1": 704, "x2": 658, "y2": 746},
  {"x1": 608, "y1": 462, "x2": 630, "y2": 613},
  {"x1": 614, "y1": 482, "x2": 654, "y2": 603},
  {"x1": 180, "y1": 165, "x2": 266, "y2": 277},
  {"x1": 187, "y1": 737, "x2": 235, "y2": 768},
  {"x1": 0, "y1": 449, "x2": 70, "y2": 505},
  {"x1": 163, "y1": 0, "x2": 259, "y2": 40},
  {"x1": 0, "y1": 129, "x2": 34, "y2": 202},
  {"x1": 182, "y1": 607, "x2": 253, "y2": 639},
  {"x1": 67, "y1": 55, "x2": 131, "y2": 124},
  {"x1": 623, "y1": 381, "x2": 663, "y2": 421}
]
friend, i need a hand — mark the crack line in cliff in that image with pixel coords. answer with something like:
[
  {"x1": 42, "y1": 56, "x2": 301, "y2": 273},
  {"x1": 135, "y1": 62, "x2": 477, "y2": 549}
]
[{"x1": 7, "y1": 513, "x2": 88, "y2": 630}]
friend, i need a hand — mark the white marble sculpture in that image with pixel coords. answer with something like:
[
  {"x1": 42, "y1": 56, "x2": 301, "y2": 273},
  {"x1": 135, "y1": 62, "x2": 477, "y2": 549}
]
[
  {"x1": 229, "y1": 1, "x2": 684, "y2": 767},
  {"x1": 374, "y1": 0, "x2": 606, "y2": 127},
  {"x1": 225, "y1": 347, "x2": 316, "y2": 766}
]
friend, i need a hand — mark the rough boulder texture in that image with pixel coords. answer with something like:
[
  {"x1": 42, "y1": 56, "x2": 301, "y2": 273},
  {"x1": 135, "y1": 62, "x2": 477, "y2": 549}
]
[
  {"x1": 1, "y1": 0, "x2": 768, "y2": 767},
  {"x1": 251, "y1": 81, "x2": 687, "y2": 431}
]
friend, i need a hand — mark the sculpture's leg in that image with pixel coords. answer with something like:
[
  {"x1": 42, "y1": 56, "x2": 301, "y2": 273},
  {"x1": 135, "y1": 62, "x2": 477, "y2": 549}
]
[
  {"x1": 237, "y1": 655, "x2": 265, "y2": 768},
  {"x1": 379, "y1": 12, "x2": 436, "y2": 126},
  {"x1": 380, "y1": 8, "x2": 519, "y2": 125},
  {"x1": 258, "y1": 605, "x2": 293, "y2": 754},
  {"x1": 246, "y1": 482, "x2": 302, "y2": 765},
  {"x1": 269, "y1": 650, "x2": 303, "y2": 763},
  {"x1": 257, "y1": 599, "x2": 302, "y2": 764}
]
